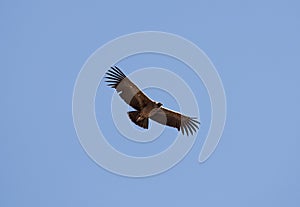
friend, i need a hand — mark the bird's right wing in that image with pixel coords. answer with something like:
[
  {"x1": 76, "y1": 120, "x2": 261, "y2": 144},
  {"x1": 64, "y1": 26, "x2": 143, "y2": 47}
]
[
  {"x1": 150, "y1": 107, "x2": 200, "y2": 136},
  {"x1": 105, "y1": 66, "x2": 152, "y2": 111}
]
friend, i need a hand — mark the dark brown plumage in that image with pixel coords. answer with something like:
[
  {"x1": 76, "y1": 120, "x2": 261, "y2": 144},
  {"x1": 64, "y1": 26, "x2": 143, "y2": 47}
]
[{"x1": 105, "y1": 66, "x2": 200, "y2": 136}]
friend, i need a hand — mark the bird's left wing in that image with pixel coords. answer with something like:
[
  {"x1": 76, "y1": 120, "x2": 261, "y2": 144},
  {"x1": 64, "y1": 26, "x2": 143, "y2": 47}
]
[
  {"x1": 105, "y1": 66, "x2": 152, "y2": 111},
  {"x1": 150, "y1": 107, "x2": 200, "y2": 136}
]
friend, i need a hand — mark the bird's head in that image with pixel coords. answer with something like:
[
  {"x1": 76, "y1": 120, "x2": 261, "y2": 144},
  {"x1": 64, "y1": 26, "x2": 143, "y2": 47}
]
[{"x1": 156, "y1": 102, "x2": 163, "y2": 107}]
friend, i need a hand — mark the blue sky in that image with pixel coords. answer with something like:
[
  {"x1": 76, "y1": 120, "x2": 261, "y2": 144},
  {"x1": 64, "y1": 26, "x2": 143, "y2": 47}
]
[{"x1": 1, "y1": 0, "x2": 300, "y2": 206}]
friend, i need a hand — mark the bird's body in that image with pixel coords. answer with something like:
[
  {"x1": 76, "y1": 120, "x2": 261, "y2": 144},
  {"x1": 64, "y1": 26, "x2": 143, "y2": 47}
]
[
  {"x1": 105, "y1": 66, "x2": 200, "y2": 136},
  {"x1": 128, "y1": 101, "x2": 162, "y2": 129},
  {"x1": 136, "y1": 102, "x2": 162, "y2": 121}
]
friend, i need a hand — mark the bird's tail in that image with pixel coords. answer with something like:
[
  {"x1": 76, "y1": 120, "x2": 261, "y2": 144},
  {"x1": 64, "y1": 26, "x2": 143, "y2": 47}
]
[{"x1": 128, "y1": 111, "x2": 149, "y2": 129}]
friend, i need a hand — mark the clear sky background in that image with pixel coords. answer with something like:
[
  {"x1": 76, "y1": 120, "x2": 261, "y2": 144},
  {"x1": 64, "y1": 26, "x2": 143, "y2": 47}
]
[{"x1": 1, "y1": 0, "x2": 300, "y2": 206}]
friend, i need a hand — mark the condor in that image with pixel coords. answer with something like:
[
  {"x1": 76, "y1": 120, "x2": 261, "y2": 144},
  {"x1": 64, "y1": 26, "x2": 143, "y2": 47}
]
[{"x1": 105, "y1": 66, "x2": 200, "y2": 136}]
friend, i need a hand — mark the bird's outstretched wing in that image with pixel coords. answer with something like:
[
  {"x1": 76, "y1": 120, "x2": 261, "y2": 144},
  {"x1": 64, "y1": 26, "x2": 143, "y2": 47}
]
[
  {"x1": 150, "y1": 107, "x2": 200, "y2": 135},
  {"x1": 105, "y1": 66, "x2": 152, "y2": 111}
]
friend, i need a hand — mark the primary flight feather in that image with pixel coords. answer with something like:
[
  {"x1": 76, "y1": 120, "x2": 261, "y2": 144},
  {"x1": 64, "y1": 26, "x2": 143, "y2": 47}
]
[{"x1": 105, "y1": 66, "x2": 200, "y2": 136}]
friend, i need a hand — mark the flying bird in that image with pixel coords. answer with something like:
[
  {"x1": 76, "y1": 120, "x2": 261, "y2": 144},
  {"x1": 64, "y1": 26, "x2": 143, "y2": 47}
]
[{"x1": 105, "y1": 66, "x2": 200, "y2": 136}]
